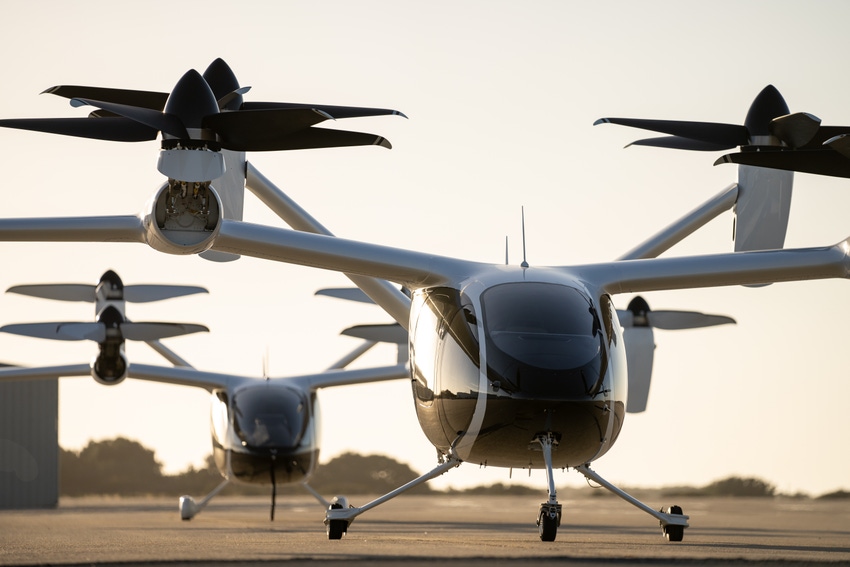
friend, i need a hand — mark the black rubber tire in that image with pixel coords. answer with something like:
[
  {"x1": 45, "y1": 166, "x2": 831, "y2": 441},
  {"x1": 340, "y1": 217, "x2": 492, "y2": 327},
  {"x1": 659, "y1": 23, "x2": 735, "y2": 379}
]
[
  {"x1": 538, "y1": 512, "x2": 558, "y2": 542},
  {"x1": 663, "y1": 505, "x2": 684, "y2": 542},
  {"x1": 327, "y1": 519, "x2": 346, "y2": 540}
]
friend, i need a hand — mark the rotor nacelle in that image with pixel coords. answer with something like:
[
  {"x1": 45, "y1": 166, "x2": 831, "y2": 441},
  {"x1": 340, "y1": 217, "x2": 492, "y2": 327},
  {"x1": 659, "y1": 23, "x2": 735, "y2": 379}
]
[
  {"x1": 90, "y1": 350, "x2": 129, "y2": 385},
  {"x1": 142, "y1": 180, "x2": 223, "y2": 255}
]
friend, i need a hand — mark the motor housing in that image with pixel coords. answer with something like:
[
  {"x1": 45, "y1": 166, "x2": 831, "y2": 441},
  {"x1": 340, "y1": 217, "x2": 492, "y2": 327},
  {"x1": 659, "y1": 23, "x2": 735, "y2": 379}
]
[{"x1": 142, "y1": 180, "x2": 222, "y2": 255}]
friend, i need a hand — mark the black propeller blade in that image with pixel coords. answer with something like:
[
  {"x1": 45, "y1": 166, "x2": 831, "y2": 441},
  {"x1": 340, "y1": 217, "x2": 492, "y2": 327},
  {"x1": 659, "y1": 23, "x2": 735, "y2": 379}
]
[
  {"x1": 595, "y1": 118, "x2": 748, "y2": 149},
  {"x1": 0, "y1": 117, "x2": 156, "y2": 142},
  {"x1": 71, "y1": 97, "x2": 189, "y2": 139},
  {"x1": 626, "y1": 136, "x2": 734, "y2": 152},
  {"x1": 714, "y1": 148, "x2": 850, "y2": 178},
  {"x1": 43, "y1": 84, "x2": 169, "y2": 110},
  {"x1": 595, "y1": 85, "x2": 791, "y2": 150},
  {"x1": 241, "y1": 100, "x2": 407, "y2": 119}
]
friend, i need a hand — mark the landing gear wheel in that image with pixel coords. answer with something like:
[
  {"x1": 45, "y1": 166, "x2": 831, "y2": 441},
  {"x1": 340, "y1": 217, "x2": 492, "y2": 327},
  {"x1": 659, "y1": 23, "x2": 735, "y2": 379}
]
[
  {"x1": 327, "y1": 519, "x2": 347, "y2": 540},
  {"x1": 326, "y1": 500, "x2": 348, "y2": 540},
  {"x1": 538, "y1": 510, "x2": 558, "y2": 542},
  {"x1": 662, "y1": 505, "x2": 685, "y2": 542},
  {"x1": 179, "y1": 496, "x2": 197, "y2": 521}
]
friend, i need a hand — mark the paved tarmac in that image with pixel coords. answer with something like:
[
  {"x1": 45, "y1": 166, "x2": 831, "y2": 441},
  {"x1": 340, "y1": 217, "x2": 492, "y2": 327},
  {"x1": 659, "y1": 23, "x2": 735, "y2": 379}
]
[{"x1": 1, "y1": 492, "x2": 848, "y2": 566}]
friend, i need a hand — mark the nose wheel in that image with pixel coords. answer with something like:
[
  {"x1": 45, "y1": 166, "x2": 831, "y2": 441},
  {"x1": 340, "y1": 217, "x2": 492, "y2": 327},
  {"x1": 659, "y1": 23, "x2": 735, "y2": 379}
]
[
  {"x1": 537, "y1": 502, "x2": 562, "y2": 542},
  {"x1": 533, "y1": 432, "x2": 562, "y2": 542}
]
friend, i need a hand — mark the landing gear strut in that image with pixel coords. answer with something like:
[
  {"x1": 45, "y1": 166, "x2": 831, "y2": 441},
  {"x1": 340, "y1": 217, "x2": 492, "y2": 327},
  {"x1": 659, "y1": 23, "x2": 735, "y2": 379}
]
[
  {"x1": 534, "y1": 433, "x2": 562, "y2": 542},
  {"x1": 324, "y1": 450, "x2": 462, "y2": 539},
  {"x1": 179, "y1": 478, "x2": 230, "y2": 520},
  {"x1": 575, "y1": 463, "x2": 689, "y2": 542}
]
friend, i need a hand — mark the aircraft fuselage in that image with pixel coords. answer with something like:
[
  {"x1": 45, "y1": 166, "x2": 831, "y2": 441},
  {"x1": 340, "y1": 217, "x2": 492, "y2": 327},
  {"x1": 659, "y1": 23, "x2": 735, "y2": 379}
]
[
  {"x1": 409, "y1": 267, "x2": 627, "y2": 469},
  {"x1": 209, "y1": 382, "x2": 320, "y2": 485}
]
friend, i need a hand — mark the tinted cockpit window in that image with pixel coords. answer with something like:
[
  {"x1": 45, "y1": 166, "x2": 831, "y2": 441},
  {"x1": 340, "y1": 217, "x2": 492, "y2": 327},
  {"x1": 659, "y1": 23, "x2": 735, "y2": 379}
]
[
  {"x1": 482, "y1": 282, "x2": 596, "y2": 336},
  {"x1": 480, "y1": 283, "x2": 607, "y2": 398},
  {"x1": 232, "y1": 386, "x2": 308, "y2": 449}
]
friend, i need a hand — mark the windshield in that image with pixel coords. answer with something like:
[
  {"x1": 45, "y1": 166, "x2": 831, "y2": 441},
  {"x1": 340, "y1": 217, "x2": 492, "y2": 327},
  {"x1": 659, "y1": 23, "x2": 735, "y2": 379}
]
[
  {"x1": 481, "y1": 282, "x2": 607, "y2": 398},
  {"x1": 231, "y1": 385, "x2": 309, "y2": 450}
]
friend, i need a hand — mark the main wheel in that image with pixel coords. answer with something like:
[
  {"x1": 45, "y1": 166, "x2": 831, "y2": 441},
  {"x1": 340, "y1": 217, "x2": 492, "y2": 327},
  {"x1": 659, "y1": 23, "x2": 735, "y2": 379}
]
[
  {"x1": 327, "y1": 500, "x2": 347, "y2": 540},
  {"x1": 179, "y1": 496, "x2": 197, "y2": 521},
  {"x1": 327, "y1": 519, "x2": 347, "y2": 540},
  {"x1": 538, "y1": 510, "x2": 558, "y2": 542},
  {"x1": 662, "y1": 505, "x2": 684, "y2": 542}
]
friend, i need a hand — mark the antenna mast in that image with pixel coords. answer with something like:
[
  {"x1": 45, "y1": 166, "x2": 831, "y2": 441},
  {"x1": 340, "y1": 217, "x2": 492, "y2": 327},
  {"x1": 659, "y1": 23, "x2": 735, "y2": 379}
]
[{"x1": 521, "y1": 207, "x2": 529, "y2": 268}]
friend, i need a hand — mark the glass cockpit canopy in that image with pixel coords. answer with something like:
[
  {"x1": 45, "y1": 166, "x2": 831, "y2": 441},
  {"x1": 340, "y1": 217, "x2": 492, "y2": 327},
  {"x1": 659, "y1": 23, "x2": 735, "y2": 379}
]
[
  {"x1": 231, "y1": 385, "x2": 309, "y2": 450},
  {"x1": 480, "y1": 282, "x2": 608, "y2": 398}
]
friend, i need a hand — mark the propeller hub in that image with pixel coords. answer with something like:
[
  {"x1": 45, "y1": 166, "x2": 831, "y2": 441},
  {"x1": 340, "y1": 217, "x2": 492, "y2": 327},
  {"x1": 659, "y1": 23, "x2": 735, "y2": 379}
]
[
  {"x1": 163, "y1": 69, "x2": 220, "y2": 130},
  {"x1": 744, "y1": 85, "x2": 790, "y2": 141}
]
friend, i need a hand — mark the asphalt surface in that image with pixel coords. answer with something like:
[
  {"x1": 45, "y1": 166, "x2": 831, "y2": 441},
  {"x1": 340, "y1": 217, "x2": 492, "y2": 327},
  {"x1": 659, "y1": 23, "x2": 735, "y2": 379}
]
[{"x1": 1, "y1": 492, "x2": 848, "y2": 566}]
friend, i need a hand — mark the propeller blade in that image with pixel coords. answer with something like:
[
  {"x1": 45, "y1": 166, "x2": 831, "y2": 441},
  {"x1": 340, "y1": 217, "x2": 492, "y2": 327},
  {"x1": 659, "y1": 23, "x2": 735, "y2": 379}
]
[
  {"x1": 7, "y1": 283, "x2": 207, "y2": 303},
  {"x1": 341, "y1": 323, "x2": 407, "y2": 344},
  {"x1": 216, "y1": 86, "x2": 251, "y2": 110},
  {"x1": 43, "y1": 85, "x2": 169, "y2": 110},
  {"x1": 715, "y1": 149, "x2": 850, "y2": 178},
  {"x1": 202, "y1": 108, "x2": 333, "y2": 147},
  {"x1": 627, "y1": 136, "x2": 734, "y2": 151},
  {"x1": 769, "y1": 112, "x2": 821, "y2": 149},
  {"x1": 616, "y1": 309, "x2": 634, "y2": 327},
  {"x1": 594, "y1": 117, "x2": 749, "y2": 147},
  {"x1": 315, "y1": 287, "x2": 375, "y2": 303},
  {"x1": 123, "y1": 285, "x2": 208, "y2": 303},
  {"x1": 219, "y1": 126, "x2": 391, "y2": 152},
  {"x1": 824, "y1": 134, "x2": 850, "y2": 158},
  {"x1": 120, "y1": 322, "x2": 208, "y2": 341},
  {"x1": 241, "y1": 101, "x2": 407, "y2": 119},
  {"x1": 0, "y1": 322, "x2": 104, "y2": 341},
  {"x1": 646, "y1": 310, "x2": 736, "y2": 330},
  {"x1": 7, "y1": 284, "x2": 96, "y2": 302},
  {"x1": 70, "y1": 97, "x2": 188, "y2": 139},
  {"x1": 803, "y1": 125, "x2": 850, "y2": 148},
  {"x1": 0, "y1": 117, "x2": 157, "y2": 142}
]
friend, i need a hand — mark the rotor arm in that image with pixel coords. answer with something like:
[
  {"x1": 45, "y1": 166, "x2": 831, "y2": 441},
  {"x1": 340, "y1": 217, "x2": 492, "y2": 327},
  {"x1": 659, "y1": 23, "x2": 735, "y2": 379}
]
[
  {"x1": 209, "y1": 219, "x2": 473, "y2": 290},
  {"x1": 617, "y1": 184, "x2": 739, "y2": 260},
  {"x1": 296, "y1": 363, "x2": 409, "y2": 391},
  {"x1": 245, "y1": 163, "x2": 412, "y2": 328},
  {"x1": 0, "y1": 215, "x2": 145, "y2": 243},
  {"x1": 0, "y1": 363, "x2": 91, "y2": 382},
  {"x1": 325, "y1": 340, "x2": 378, "y2": 370}
]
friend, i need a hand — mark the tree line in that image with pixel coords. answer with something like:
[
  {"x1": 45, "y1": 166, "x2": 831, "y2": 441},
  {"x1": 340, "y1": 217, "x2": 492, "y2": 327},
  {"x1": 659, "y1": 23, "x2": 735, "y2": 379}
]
[{"x1": 60, "y1": 437, "x2": 848, "y2": 499}]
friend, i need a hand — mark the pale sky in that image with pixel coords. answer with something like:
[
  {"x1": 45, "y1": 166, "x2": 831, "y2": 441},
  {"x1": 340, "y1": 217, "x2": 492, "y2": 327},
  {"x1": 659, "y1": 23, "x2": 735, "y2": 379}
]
[{"x1": 0, "y1": 0, "x2": 848, "y2": 496}]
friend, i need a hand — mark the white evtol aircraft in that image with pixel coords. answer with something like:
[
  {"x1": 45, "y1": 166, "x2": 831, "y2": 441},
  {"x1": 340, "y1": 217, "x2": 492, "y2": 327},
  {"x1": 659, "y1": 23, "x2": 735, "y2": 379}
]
[
  {"x1": 0, "y1": 60, "x2": 848, "y2": 542},
  {"x1": 0, "y1": 270, "x2": 409, "y2": 520}
]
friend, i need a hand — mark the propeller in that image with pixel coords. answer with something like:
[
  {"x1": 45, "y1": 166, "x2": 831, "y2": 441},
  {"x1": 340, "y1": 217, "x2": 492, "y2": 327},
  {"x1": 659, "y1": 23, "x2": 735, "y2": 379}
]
[
  {"x1": 341, "y1": 323, "x2": 407, "y2": 345},
  {"x1": 595, "y1": 85, "x2": 792, "y2": 150},
  {"x1": 7, "y1": 270, "x2": 207, "y2": 303},
  {"x1": 618, "y1": 296, "x2": 735, "y2": 414},
  {"x1": 713, "y1": 113, "x2": 850, "y2": 178},
  {"x1": 0, "y1": 321, "x2": 207, "y2": 342},
  {"x1": 597, "y1": 84, "x2": 850, "y2": 180},
  {"x1": 0, "y1": 58, "x2": 405, "y2": 155},
  {"x1": 617, "y1": 296, "x2": 736, "y2": 330}
]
